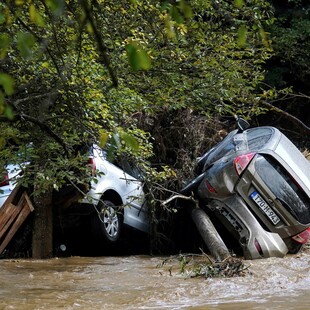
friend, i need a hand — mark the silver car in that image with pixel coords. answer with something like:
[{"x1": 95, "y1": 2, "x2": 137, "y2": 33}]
[
  {"x1": 190, "y1": 123, "x2": 310, "y2": 259},
  {"x1": 79, "y1": 145, "x2": 149, "y2": 243}
]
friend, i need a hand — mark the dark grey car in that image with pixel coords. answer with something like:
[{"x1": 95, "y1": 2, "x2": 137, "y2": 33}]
[{"x1": 194, "y1": 125, "x2": 310, "y2": 259}]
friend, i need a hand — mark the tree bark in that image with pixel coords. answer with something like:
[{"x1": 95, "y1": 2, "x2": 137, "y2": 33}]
[
  {"x1": 32, "y1": 186, "x2": 53, "y2": 259},
  {"x1": 191, "y1": 208, "x2": 231, "y2": 262}
]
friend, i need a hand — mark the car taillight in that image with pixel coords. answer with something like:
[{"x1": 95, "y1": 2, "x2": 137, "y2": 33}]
[
  {"x1": 88, "y1": 158, "x2": 96, "y2": 175},
  {"x1": 0, "y1": 174, "x2": 9, "y2": 187},
  {"x1": 205, "y1": 180, "x2": 217, "y2": 193},
  {"x1": 292, "y1": 227, "x2": 310, "y2": 244},
  {"x1": 234, "y1": 152, "x2": 256, "y2": 176},
  {"x1": 88, "y1": 158, "x2": 96, "y2": 172}
]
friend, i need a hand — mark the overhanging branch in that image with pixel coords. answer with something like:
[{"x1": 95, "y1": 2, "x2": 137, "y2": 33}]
[
  {"x1": 81, "y1": 0, "x2": 118, "y2": 88},
  {"x1": 0, "y1": 110, "x2": 69, "y2": 156},
  {"x1": 261, "y1": 100, "x2": 310, "y2": 135},
  {"x1": 20, "y1": 113, "x2": 69, "y2": 155}
]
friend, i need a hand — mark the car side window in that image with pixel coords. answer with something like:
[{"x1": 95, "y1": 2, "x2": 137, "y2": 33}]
[{"x1": 119, "y1": 159, "x2": 142, "y2": 179}]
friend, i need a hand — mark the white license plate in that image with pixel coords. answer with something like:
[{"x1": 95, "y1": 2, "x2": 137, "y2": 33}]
[{"x1": 250, "y1": 191, "x2": 280, "y2": 225}]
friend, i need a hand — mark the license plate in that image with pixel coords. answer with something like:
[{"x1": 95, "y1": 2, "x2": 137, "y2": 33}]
[{"x1": 250, "y1": 191, "x2": 280, "y2": 225}]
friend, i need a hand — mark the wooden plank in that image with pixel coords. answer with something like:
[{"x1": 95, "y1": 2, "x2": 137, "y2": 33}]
[
  {"x1": 0, "y1": 185, "x2": 22, "y2": 227},
  {"x1": 0, "y1": 192, "x2": 27, "y2": 239},
  {"x1": 0, "y1": 201, "x2": 32, "y2": 254},
  {"x1": 24, "y1": 193, "x2": 34, "y2": 212},
  {"x1": 0, "y1": 190, "x2": 34, "y2": 255},
  {"x1": 0, "y1": 203, "x2": 23, "y2": 240},
  {"x1": 0, "y1": 203, "x2": 20, "y2": 228}
]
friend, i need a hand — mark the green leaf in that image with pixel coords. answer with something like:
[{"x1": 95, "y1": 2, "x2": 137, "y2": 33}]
[
  {"x1": 99, "y1": 130, "x2": 109, "y2": 148},
  {"x1": 120, "y1": 132, "x2": 139, "y2": 152},
  {"x1": 259, "y1": 28, "x2": 270, "y2": 48},
  {"x1": 234, "y1": 0, "x2": 245, "y2": 9},
  {"x1": 17, "y1": 32, "x2": 36, "y2": 58},
  {"x1": 237, "y1": 25, "x2": 247, "y2": 47},
  {"x1": 0, "y1": 91, "x2": 4, "y2": 114},
  {"x1": 4, "y1": 105, "x2": 14, "y2": 120},
  {"x1": 15, "y1": 0, "x2": 25, "y2": 5},
  {"x1": 165, "y1": 15, "x2": 175, "y2": 38},
  {"x1": 29, "y1": 4, "x2": 45, "y2": 27},
  {"x1": 170, "y1": 5, "x2": 184, "y2": 24},
  {"x1": 0, "y1": 90, "x2": 13, "y2": 119},
  {"x1": 0, "y1": 11, "x2": 5, "y2": 24},
  {"x1": 0, "y1": 34, "x2": 10, "y2": 59},
  {"x1": 0, "y1": 73, "x2": 14, "y2": 95},
  {"x1": 46, "y1": 0, "x2": 64, "y2": 16},
  {"x1": 126, "y1": 44, "x2": 151, "y2": 71},
  {"x1": 178, "y1": 0, "x2": 193, "y2": 18},
  {"x1": 160, "y1": 1, "x2": 170, "y2": 12},
  {"x1": 0, "y1": 137, "x2": 5, "y2": 150},
  {"x1": 86, "y1": 22, "x2": 93, "y2": 34}
]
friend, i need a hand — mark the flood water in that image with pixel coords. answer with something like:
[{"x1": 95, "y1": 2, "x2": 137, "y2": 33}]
[{"x1": 1, "y1": 247, "x2": 310, "y2": 310}]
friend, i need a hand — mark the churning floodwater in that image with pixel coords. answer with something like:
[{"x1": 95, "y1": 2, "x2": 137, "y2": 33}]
[{"x1": 1, "y1": 247, "x2": 310, "y2": 310}]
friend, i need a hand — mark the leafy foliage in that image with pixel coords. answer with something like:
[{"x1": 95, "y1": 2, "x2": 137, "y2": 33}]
[
  {"x1": 0, "y1": 0, "x2": 275, "y2": 191},
  {"x1": 0, "y1": 0, "x2": 283, "y2": 256}
]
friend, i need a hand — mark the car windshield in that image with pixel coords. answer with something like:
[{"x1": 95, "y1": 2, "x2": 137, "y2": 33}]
[{"x1": 255, "y1": 154, "x2": 310, "y2": 224}]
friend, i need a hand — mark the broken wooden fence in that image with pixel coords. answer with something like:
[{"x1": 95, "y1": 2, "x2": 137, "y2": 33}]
[{"x1": 0, "y1": 186, "x2": 34, "y2": 255}]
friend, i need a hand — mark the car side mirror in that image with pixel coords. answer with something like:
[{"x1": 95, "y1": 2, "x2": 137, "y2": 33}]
[{"x1": 236, "y1": 117, "x2": 250, "y2": 132}]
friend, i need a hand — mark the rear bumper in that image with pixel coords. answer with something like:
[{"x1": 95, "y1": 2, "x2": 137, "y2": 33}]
[{"x1": 208, "y1": 195, "x2": 288, "y2": 259}]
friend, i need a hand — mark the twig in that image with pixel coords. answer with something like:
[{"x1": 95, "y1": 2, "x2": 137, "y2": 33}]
[{"x1": 161, "y1": 193, "x2": 196, "y2": 206}]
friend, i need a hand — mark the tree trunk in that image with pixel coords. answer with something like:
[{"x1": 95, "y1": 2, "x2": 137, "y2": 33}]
[
  {"x1": 32, "y1": 186, "x2": 53, "y2": 259},
  {"x1": 191, "y1": 208, "x2": 231, "y2": 262}
]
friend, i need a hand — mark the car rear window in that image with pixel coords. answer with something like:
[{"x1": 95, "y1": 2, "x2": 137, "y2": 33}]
[
  {"x1": 210, "y1": 127, "x2": 274, "y2": 162},
  {"x1": 255, "y1": 154, "x2": 310, "y2": 224},
  {"x1": 246, "y1": 127, "x2": 273, "y2": 150}
]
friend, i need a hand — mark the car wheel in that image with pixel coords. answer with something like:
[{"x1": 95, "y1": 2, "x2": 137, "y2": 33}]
[
  {"x1": 191, "y1": 208, "x2": 230, "y2": 261},
  {"x1": 92, "y1": 200, "x2": 122, "y2": 243}
]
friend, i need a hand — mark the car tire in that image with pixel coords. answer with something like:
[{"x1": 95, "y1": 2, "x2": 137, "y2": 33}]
[
  {"x1": 92, "y1": 200, "x2": 123, "y2": 243},
  {"x1": 191, "y1": 208, "x2": 230, "y2": 261}
]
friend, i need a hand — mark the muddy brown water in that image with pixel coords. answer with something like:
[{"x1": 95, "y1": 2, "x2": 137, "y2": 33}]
[{"x1": 1, "y1": 247, "x2": 310, "y2": 310}]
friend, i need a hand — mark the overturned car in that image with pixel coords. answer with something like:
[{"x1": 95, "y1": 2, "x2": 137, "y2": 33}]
[{"x1": 181, "y1": 119, "x2": 310, "y2": 259}]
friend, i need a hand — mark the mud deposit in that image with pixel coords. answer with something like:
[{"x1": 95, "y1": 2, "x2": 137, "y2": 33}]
[{"x1": 1, "y1": 247, "x2": 310, "y2": 309}]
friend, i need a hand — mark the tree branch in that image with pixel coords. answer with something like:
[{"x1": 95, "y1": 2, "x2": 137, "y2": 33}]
[
  {"x1": 11, "y1": 92, "x2": 58, "y2": 108},
  {"x1": 261, "y1": 100, "x2": 310, "y2": 135},
  {"x1": 0, "y1": 110, "x2": 69, "y2": 156},
  {"x1": 20, "y1": 113, "x2": 69, "y2": 155},
  {"x1": 81, "y1": 0, "x2": 118, "y2": 88}
]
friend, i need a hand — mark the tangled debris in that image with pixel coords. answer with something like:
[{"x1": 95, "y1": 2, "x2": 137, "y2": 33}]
[
  {"x1": 159, "y1": 252, "x2": 250, "y2": 279},
  {"x1": 189, "y1": 256, "x2": 250, "y2": 278}
]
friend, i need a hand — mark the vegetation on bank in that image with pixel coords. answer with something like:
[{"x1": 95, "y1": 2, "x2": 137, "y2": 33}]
[{"x1": 0, "y1": 0, "x2": 309, "y2": 258}]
